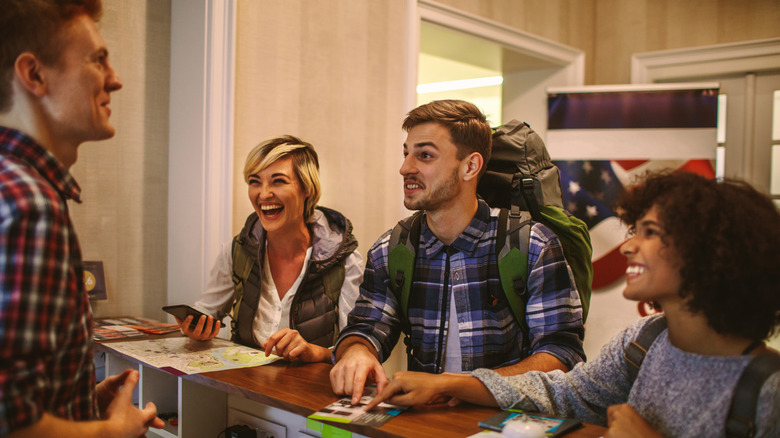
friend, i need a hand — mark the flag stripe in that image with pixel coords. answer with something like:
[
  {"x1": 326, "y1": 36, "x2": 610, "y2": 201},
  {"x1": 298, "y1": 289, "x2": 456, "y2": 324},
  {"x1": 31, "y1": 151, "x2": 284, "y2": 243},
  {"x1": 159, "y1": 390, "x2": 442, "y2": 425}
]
[
  {"x1": 547, "y1": 128, "x2": 717, "y2": 159},
  {"x1": 592, "y1": 247, "x2": 627, "y2": 290},
  {"x1": 587, "y1": 216, "x2": 627, "y2": 260},
  {"x1": 547, "y1": 87, "x2": 718, "y2": 291},
  {"x1": 548, "y1": 89, "x2": 718, "y2": 129}
]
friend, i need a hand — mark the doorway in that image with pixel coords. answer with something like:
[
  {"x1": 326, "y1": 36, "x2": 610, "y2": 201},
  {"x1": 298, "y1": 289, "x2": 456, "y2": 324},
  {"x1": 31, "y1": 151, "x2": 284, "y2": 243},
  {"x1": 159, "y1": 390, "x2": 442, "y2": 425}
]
[{"x1": 411, "y1": 0, "x2": 585, "y2": 140}]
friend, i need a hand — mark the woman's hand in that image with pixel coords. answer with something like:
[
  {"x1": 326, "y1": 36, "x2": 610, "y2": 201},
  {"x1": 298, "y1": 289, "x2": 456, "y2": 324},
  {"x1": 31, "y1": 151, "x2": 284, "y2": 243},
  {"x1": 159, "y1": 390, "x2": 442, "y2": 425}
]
[
  {"x1": 263, "y1": 328, "x2": 329, "y2": 363},
  {"x1": 175, "y1": 315, "x2": 221, "y2": 341},
  {"x1": 364, "y1": 371, "x2": 464, "y2": 410},
  {"x1": 605, "y1": 404, "x2": 662, "y2": 438}
]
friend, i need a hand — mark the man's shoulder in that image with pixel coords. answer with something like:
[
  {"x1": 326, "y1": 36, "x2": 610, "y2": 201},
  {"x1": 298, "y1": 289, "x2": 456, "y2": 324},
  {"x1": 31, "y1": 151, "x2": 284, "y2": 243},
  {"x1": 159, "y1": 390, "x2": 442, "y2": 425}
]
[
  {"x1": 0, "y1": 163, "x2": 67, "y2": 234},
  {"x1": 529, "y1": 220, "x2": 559, "y2": 245},
  {"x1": 0, "y1": 154, "x2": 62, "y2": 214},
  {"x1": 365, "y1": 213, "x2": 425, "y2": 269},
  {"x1": 367, "y1": 227, "x2": 394, "y2": 258}
]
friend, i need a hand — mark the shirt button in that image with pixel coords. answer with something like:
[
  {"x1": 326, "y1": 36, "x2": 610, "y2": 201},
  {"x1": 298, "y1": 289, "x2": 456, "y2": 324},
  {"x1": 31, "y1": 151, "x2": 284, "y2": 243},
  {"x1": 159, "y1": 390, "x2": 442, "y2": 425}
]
[{"x1": 454, "y1": 272, "x2": 460, "y2": 281}]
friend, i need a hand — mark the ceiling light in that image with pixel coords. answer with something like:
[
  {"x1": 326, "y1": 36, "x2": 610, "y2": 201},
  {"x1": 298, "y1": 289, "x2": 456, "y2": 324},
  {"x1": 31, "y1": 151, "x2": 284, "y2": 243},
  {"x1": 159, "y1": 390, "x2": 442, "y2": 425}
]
[{"x1": 417, "y1": 76, "x2": 503, "y2": 94}]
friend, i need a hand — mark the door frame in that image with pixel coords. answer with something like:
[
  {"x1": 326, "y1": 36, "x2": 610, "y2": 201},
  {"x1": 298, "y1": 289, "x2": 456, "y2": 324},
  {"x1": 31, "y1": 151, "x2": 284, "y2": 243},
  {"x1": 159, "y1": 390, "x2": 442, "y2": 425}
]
[
  {"x1": 407, "y1": 0, "x2": 585, "y2": 129},
  {"x1": 168, "y1": 0, "x2": 236, "y2": 306},
  {"x1": 631, "y1": 37, "x2": 780, "y2": 84}
]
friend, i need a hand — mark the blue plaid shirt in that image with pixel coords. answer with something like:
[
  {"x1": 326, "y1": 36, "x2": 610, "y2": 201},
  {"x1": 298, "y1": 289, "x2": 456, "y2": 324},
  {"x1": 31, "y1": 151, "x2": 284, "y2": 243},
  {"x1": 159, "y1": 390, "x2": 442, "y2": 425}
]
[{"x1": 336, "y1": 200, "x2": 585, "y2": 373}]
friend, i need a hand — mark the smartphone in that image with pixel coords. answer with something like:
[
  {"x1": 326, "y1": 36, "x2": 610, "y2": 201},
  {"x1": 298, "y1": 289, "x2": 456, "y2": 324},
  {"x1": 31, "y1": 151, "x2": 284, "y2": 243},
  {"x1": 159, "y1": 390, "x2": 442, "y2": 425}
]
[{"x1": 162, "y1": 304, "x2": 219, "y2": 331}]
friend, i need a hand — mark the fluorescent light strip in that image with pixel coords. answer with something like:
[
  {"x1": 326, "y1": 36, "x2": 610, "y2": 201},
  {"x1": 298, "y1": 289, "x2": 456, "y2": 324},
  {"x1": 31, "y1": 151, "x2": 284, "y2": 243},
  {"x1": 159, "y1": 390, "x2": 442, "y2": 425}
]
[{"x1": 417, "y1": 76, "x2": 503, "y2": 94}]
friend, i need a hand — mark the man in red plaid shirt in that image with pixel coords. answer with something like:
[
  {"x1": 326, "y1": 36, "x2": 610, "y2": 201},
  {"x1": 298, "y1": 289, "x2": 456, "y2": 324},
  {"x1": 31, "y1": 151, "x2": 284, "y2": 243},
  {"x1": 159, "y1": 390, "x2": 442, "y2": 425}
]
[{"x1": 0, "y1": 1, "x2": 165, "y2": 436}]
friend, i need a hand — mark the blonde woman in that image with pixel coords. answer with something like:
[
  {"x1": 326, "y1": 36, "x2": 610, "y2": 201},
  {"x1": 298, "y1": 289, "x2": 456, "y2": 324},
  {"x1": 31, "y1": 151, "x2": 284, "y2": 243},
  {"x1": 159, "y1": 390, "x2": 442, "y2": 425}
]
[{"x1": 175, "y1": 135, "x2": 363, "y2": 363}]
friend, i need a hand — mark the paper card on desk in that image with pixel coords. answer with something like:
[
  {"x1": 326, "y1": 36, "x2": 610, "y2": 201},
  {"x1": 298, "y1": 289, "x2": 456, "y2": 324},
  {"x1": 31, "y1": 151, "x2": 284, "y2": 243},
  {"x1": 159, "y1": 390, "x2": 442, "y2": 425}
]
[
  {"x1": 479, "y1": 410, "x2": 581, "y2": 438},
  {"x1": 104, "y1": 337, "x2": 282, "y2": 374},
  {"x1": 93, "y1": 319, "x2": 146, "y2": 341},
  {"x1": 93, "y1": 325, "x2": 146, "y2": 341},
  {"x1": 93, "y1": 317, "x2": 179, "y2": 341},
  {"x1": 308, "y1": 387, "x2": 406, "y2": 427},
  {"x1": 123, "y1": 317, "x2": 180, "y2": 335}
]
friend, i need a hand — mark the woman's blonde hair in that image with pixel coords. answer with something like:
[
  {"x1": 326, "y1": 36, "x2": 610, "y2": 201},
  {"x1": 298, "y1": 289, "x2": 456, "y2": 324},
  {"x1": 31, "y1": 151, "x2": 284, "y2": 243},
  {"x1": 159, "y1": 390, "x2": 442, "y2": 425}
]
[{"x1": 243, "y1": 135, "x2": 321, "y2": 220}]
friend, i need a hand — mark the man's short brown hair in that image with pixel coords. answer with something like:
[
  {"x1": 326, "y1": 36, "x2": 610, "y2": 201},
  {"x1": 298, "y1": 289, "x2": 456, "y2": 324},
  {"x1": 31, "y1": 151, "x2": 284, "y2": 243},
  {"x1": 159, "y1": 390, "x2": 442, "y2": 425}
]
[
  {"x1": 0, "y1": 0, "x2": 103, "y2": 112},
  {"x1": 402, "y1": 99, "x2": 492, "y2": 176}
]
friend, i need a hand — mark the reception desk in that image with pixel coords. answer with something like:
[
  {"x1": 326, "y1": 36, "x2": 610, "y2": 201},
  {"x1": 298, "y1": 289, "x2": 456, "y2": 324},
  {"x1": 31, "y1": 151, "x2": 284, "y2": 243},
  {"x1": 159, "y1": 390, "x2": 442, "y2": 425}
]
[{"x1": 95, "y1": 337, "x2": 606, "y2": 438}]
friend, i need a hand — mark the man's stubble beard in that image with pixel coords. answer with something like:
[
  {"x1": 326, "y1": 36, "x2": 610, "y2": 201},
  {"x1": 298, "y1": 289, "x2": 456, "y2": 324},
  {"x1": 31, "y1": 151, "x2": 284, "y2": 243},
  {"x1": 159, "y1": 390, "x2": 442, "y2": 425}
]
[{"x1": 403, "y1": 166, "x2": 461, "y2": 212}]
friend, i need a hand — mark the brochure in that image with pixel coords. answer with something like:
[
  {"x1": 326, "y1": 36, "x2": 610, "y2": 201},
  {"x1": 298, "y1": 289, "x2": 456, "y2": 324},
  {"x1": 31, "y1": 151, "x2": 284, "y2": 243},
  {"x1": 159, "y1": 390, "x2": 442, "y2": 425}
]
[
  {"x1": 93, "y1": 317, "x2": 179, "y2": 341},
  {"x1": 104, "y1": 336, "x2": 281, "y2": 375},
  {"x1": 308, "y1": 387, "x2": 406, "y2": 427},
  {"x1": 478, "y1": 409, "x2": 581, "y2": 438}
]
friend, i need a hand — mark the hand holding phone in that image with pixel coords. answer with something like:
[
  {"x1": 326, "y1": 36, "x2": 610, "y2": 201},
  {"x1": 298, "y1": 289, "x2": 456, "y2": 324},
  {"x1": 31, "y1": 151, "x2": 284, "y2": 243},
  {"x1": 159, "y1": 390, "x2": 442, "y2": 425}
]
[{"x1": 162, "y1": 304, "x2": 219, "y2": 332}]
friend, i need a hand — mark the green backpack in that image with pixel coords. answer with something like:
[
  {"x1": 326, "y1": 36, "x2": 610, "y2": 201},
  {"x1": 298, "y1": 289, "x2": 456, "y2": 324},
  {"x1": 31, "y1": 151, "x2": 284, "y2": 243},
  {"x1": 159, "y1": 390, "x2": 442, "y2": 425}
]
[{"x1": 388, "y1": 120, "x2": 592, "y2": 339}]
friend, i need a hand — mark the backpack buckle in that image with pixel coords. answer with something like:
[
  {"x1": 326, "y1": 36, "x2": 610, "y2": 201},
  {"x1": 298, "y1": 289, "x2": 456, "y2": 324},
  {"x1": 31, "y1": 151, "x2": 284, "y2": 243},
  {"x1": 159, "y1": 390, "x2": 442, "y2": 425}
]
[
  {"x1": 522, "y1": 177, "x2": 536, "y2": 197},
  {"x1": 394, "y1": 270, "x2": 405, "y2": 289},
  {"x1": 513, "y1": 278, "x2": 528, "y2": 299}
]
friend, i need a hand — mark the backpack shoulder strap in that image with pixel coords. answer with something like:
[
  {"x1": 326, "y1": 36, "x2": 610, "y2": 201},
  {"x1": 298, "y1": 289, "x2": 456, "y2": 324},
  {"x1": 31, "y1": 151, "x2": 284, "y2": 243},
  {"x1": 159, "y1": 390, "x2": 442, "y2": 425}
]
[
  {"x1": 726, "y1": 350, "x2": 780, "y2": 438},
  {"x1": 230, "y1": 235, "x2": 255, "y2": 340},
  {"x1": 516, "y1": 173, "x2": 543, "y2": 222},
  {"x1": 624, "y1": 316, "x2": 668, "y2": 382},
  {"x1": 495, "y1": 206, "x2": 533, "y2": 344},
  {"x1": 387, "y1": 211, "x2": 423, "y2": 321},
  {"x1": 321, "y1": 261, "x2": 346, "y2": 306},
  {"x1": 320, "y1": 259, "x2": 347, "y2": 344}
]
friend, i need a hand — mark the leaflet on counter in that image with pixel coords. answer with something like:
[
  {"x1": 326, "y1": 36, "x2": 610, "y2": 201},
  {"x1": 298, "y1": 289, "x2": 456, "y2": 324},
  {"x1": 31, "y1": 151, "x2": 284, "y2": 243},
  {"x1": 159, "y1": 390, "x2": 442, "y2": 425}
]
[{"x1": 308, "y1": 386, "x2": 406, "y2": 427}]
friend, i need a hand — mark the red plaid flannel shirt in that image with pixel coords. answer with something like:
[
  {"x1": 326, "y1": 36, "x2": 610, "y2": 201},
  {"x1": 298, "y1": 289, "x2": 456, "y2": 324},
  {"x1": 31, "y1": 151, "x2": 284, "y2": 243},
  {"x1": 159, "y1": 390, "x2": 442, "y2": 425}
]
[{"x1": 0, "y1": 126, "x2": 97, "y2": 434}]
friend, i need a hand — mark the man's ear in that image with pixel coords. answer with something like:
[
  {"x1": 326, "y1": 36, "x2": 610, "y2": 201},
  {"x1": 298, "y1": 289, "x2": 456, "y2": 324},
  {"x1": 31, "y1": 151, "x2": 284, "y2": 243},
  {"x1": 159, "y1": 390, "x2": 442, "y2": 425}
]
[
  {"x1": 13, "y1": 53, "x2": 47, "y2": 97},
  {"x1": 461, "y1": 152, "x2": 484, "y2": 182}
]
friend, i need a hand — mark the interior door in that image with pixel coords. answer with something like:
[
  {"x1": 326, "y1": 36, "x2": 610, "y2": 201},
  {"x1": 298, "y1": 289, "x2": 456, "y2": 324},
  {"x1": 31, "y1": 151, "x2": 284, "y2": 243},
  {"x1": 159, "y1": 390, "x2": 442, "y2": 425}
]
[{"x1": 658, "y1": 71, "x2": 780, "y2": 197}]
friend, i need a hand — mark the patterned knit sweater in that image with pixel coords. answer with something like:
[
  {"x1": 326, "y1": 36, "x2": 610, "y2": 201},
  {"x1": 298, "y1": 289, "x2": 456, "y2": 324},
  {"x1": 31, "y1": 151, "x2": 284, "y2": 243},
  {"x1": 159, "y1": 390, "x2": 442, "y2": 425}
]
[{"x1": 472, "y1": 314, "x2": 780, "y2": 438}]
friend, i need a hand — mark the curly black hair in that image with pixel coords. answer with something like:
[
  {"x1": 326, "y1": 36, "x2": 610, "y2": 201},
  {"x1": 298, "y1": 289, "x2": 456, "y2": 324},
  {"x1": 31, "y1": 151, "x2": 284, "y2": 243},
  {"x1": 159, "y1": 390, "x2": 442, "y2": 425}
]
[{"x1": 616, "y1": 170, "x2": 780, "y2": 341}]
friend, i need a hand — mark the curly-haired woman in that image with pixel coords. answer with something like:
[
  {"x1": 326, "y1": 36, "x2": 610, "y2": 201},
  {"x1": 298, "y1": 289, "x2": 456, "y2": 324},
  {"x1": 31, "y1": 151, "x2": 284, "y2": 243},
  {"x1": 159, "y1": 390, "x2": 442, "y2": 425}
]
[{"x1": 366, "y1": 170, "x2": 780, "y2": 438}]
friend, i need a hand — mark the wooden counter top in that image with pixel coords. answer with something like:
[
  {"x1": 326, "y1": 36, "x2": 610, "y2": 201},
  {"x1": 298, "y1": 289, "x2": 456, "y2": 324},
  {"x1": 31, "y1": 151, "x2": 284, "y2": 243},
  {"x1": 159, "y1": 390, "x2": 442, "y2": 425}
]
[{"x1": 186, "y1": 361, "x2": 607, "y2": 438}]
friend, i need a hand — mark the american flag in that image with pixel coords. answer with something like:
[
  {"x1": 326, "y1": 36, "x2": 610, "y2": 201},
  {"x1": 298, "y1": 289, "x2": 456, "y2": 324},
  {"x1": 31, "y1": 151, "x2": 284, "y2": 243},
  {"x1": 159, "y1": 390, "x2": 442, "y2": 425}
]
[
  {"x1": 546, "y1": 85, "x2": 719, "y2": 290},
  {"x1": 553, "y1": 158, "x2": 715, "y2": 289}
]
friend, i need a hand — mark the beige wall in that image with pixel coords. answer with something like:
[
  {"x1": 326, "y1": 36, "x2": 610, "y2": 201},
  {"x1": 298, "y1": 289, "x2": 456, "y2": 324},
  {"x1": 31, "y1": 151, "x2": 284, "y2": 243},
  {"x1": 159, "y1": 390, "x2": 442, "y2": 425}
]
[
  {"x1": 233, "y1": 0, "x2": 408, "y2": 260},
  {"x1": 70, "y1": 0, "x2": 171, "y2": 320},
  {"x1": 73, "y1": 0, "x2": 780, "y2": 326},
  {"x1": 433, "y1": 0, "x2": 780, "y2": 84}
]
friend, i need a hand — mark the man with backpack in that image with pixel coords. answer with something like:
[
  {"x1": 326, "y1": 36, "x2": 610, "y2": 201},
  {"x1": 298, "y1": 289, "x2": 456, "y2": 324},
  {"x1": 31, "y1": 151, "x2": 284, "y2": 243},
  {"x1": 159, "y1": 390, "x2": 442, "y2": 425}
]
[{"x1": 330, "y1": 100, "x2": 585, "y2": 405}]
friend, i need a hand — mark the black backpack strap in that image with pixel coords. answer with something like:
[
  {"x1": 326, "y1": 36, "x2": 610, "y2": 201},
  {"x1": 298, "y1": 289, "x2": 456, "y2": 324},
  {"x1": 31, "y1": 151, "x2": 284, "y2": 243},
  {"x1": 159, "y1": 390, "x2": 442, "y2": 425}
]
[
  {"x1": 495, "y1": 206, "x2": 533, "y2": 348},
  {"x1": 513, "y1": 172, "x2": 543, "y2": 222},
  {"x1": 725, "y1": 351, "x2": 780, "y2": 438},
  {"x1": 624, "y1": 316, "x2": 668, "y2": 382},
  {"x1": 387, "y1": 212, "x2": 424, "y2": 368},
  {"x1": 387, "y1": 211, "x2": 423, "y2": 331}
]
